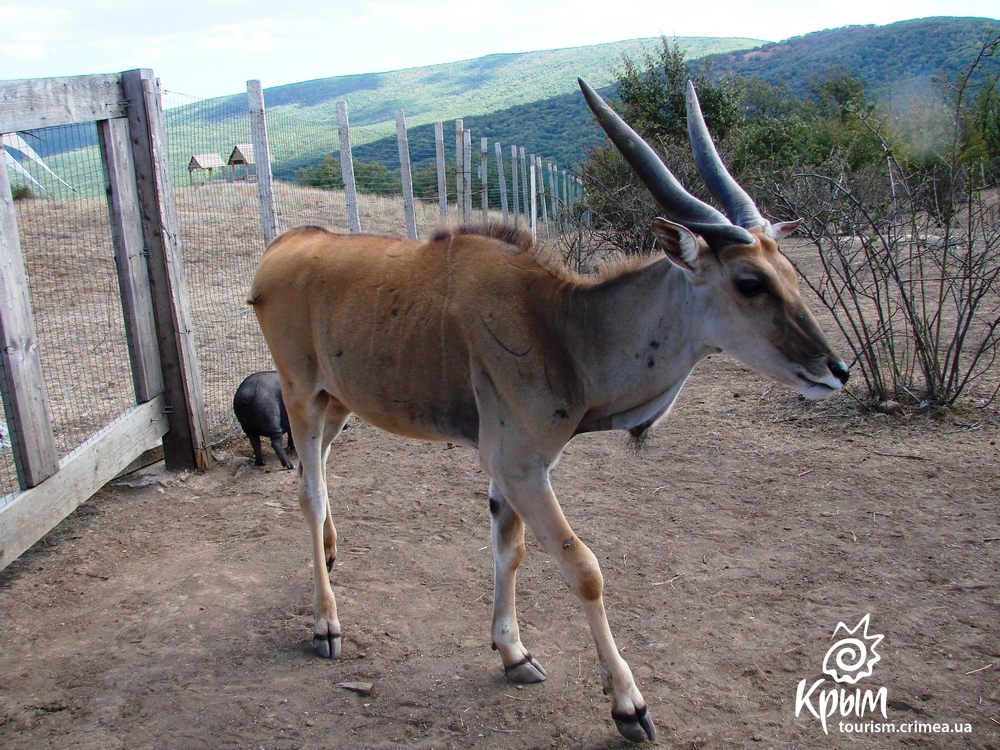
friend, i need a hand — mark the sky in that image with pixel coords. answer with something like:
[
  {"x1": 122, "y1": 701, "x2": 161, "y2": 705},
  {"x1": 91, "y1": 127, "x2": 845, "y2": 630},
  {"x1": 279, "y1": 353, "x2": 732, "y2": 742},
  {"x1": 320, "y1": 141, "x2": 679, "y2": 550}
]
[{"x1": 2, "y1": 0, "x2": 997, "y2": 100}]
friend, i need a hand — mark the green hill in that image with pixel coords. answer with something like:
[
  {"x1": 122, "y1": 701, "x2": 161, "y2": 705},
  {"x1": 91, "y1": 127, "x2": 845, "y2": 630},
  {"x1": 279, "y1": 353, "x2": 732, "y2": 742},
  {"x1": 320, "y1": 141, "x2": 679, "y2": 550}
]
[
  {"x1": 159, "y1": 36, "x2": 762, "y2": 187},
  {"x1": 225, "y1": 36, "x2": 762, "y2": 135},
  {"x1": 11, "y1": 19, "x2": 999, "y2": 196}
]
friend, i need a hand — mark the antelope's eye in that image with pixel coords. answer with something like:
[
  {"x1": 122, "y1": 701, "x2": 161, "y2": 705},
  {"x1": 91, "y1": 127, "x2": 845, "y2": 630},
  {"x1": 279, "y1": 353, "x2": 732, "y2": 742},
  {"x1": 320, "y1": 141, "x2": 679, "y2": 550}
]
[{"x1": 735, "y1": 276, "x2": 766, "y2": 297}]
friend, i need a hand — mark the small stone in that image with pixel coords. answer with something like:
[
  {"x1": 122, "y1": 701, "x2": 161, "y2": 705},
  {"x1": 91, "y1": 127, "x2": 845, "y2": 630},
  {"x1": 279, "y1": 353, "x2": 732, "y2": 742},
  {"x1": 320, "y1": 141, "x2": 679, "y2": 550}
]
[
  {"x1": 337, "y1": 682, "x2": 374, "y2": 696},
  {"x1": 876, "y1": 400, "x2": 902, "y2": 415}
]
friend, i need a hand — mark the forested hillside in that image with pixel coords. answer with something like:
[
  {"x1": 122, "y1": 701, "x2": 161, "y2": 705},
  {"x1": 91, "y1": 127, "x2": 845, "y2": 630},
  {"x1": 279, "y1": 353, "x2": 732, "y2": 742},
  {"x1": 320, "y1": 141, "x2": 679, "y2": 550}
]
[{"x1": 697, "y1": 16, "x2": 999, "y2": 95}]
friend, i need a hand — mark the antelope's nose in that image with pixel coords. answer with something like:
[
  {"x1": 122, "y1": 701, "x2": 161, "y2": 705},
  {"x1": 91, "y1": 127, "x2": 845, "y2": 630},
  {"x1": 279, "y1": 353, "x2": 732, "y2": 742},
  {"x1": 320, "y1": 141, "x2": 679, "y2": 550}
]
[{"x1": 829, "y1": 359, "x2": 850, "y2": 385}]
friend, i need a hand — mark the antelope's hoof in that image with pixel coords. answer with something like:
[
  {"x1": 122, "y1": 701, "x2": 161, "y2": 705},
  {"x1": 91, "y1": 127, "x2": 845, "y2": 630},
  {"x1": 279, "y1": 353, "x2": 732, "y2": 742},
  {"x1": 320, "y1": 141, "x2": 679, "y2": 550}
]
[
  {"x1": 314, "y1": 632, "x2": 342, "y2": 659},
  {"x1": 612, "y1": 705, "x2": 656, "y2": 743},
  {"x1": 503, "y1": 654, "x2": 547, "y2": 684}
]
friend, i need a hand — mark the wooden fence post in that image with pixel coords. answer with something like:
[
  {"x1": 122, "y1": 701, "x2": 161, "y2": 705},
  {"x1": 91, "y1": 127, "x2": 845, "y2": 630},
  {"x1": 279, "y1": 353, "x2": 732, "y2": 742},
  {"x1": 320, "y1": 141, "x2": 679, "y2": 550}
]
[
  {"x1": 247, "y1": 79, "x2": 278, "y2": 244},
  {"x1": 548, "y1": 164, "x2": 558, "y2": 234},
  {"x1": 395, "y1": 109, "x2": 417, "y2": 239},
  {"x1": 480, "y1": 137, "x2": 488, "y2": 222},
  {"x1": 121, "y1": 69, "x2": 210, "y2": 470},
  {"x1": 510, "y1": 144, "x2": 519, "y2": 221},
  {"x1": 454, "y1": 119, "x2": 464, "y2": 222},
  {"x1": 562, "y1": 169, "x2": 570, "y2": 230},
  {"x1": 536, "y1": 156, "x2": 549, "y2": 238},
  {"x1": 0, "y1": 139, "x2": 58, "y2": 489},
  {"x1": 336, "y1": 101, "x2": 361, "y2": 233},
  {"x1": 529, "y1": 159, "x2": 538, "y2": 241},
  {"x1": 462, "y1": 129, "x2": 472, "y2": 222},
  {"x1": 494, "y1": 142, "x2": 508, "y2": 221},
  {"x1": 434, "y1": 121, "x2": 448, "y2": 223},
  {"x1": 519, "y1": 148, "x2": 529, "y2": 223}
]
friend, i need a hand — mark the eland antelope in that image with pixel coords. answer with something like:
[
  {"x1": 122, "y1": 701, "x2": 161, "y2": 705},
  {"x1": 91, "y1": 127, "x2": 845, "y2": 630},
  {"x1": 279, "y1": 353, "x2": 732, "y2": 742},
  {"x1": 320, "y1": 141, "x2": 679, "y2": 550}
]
[{"x1": 248, "y1": 78, "x2": 849, "y2": 743}]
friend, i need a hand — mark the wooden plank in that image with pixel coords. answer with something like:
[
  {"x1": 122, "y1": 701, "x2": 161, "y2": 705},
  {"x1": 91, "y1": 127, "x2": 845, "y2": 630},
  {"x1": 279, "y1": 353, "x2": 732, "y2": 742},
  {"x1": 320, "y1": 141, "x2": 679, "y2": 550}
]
[
  {"x1": 247, "y1": 80, "x2": 279, "y2": 244},
  {"x1": 96, "y1": 117, "x2": 164, "y2": 403},
  {"x1": 434, "y1": 121, "x2": 448, "y2": 223},
  {"x1": 510, "y1": 144, "x2": 519, "y2": 221},
  {"x1": 495, "y1": 142, "x2": 508, "y2": 221},
  {"x1": 454, "y1": 120, "x2": 464, "y2": 223},
  {"x1": 395, "y1": 110, "x2": 417, "y2": 240},
  {"x1": 337, "y1": 102, "x2": 361, "y2": 233},
  {"x1": 0, "y1": 74, "x2": 126, "y2": 133},
  {"x1": 121, "y1": 69, "x2": 210, "y2": 471},
  {"x1": 0, "y1": 139, "x2": 58, "y2": 489},
  {"x1": 0, "y1": 396, "x2": 168, "y2": 571}
]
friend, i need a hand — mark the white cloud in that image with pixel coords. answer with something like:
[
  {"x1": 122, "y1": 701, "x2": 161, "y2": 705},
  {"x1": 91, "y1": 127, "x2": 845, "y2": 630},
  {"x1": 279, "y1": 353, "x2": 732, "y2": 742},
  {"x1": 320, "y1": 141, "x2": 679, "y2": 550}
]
[
  {"x1": 1, "y1": 0, "x2": 997, "y2": 99},
  {"x1": 0, "y1": 43, "x2": 48, "y2": 62}
]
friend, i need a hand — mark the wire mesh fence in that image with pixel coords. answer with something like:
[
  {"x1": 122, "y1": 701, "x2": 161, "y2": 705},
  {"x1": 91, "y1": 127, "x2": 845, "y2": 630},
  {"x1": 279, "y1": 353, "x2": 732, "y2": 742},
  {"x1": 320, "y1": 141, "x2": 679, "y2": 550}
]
[
  {"x1": 3, "y1": 81, "x2": 582, "y2": 472},
  {"x1": 3, "y1": 122, "x2": 136, "y2": 505}
]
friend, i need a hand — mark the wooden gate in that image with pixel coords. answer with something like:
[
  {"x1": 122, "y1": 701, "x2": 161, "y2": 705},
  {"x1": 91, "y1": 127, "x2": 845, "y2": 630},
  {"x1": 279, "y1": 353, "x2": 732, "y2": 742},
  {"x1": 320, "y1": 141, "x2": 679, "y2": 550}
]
[{"x1": 0, "y1": 69, "x2": 210, "y2": 571}]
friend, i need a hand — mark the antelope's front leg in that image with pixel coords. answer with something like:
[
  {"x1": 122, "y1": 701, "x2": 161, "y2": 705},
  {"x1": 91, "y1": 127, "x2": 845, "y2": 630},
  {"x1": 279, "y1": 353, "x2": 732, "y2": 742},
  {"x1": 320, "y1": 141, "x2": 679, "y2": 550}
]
[
  {"x1": 488, "y1": 481, "x2": 547, "y2": 683},
  {"x1": 501, "y1": 476, "x2": 656, "y2": 743}
]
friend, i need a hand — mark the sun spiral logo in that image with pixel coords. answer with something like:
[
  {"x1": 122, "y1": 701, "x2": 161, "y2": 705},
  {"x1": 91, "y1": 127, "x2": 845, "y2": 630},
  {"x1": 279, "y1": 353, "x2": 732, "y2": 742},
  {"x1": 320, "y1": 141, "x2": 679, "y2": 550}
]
[{"x1": 822, "y1": 614, "x2": 884, "y2": 685}]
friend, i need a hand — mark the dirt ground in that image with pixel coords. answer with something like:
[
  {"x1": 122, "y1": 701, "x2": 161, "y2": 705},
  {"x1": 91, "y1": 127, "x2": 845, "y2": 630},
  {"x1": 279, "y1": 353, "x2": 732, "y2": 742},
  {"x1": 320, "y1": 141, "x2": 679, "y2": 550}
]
[{"x1": 0, "y1": 354, "x2": 997, "y2": 749}]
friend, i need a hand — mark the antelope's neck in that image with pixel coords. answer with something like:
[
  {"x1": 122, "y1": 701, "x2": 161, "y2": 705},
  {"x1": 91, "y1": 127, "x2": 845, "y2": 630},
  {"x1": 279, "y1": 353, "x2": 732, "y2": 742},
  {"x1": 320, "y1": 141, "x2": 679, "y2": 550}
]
[{"x1": 559, "y1": 258, "x2": 715, "y2": 432}]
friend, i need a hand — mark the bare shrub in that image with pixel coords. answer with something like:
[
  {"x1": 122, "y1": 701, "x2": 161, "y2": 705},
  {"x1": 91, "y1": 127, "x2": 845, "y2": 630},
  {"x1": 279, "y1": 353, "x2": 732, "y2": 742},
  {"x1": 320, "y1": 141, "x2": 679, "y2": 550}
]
[{"x1": 763, "y1": 37, "x2": 1000, "y2": 408}]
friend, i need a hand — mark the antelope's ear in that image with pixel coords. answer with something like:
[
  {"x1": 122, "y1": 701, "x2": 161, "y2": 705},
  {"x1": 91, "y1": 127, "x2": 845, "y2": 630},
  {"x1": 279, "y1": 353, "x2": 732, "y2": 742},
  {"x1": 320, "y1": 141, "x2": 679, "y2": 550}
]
[
  {"x1": 651, "y1": 217, "x2": 703, "y2": 272},
  {"x1": 769, "y1": 219, "x2": 802, "y2": 240}
]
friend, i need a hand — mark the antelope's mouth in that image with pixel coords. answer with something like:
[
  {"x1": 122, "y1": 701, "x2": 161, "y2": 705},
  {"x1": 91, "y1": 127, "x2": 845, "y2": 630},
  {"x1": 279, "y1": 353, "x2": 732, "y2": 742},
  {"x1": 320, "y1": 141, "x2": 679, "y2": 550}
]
[
  {"x1": 794, "y1": 371, "x2": 845, "y2": 401},
  {"x1": 797, "y1": 372, "x2": 838, "y2": 391}
]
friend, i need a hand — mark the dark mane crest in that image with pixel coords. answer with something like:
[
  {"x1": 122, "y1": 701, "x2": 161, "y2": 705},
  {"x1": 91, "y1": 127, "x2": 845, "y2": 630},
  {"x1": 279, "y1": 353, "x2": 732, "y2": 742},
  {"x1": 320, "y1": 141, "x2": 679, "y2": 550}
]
[
  {"x1": 432, "y1": 221, "x2": 534, "y2": 252},
  {"x1": 432, "y1": 221, "x2": 664, "y2": 286}
]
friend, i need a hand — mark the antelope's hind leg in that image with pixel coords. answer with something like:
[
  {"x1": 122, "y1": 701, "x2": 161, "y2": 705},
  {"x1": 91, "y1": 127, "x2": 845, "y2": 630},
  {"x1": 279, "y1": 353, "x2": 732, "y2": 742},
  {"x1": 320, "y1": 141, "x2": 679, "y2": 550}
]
[
  {"x1": 488, "y1": 481, "x2": 547, "y2": 684},
  {"x1": 286, "y1": 390, "x2": 351, "y2": 659}
]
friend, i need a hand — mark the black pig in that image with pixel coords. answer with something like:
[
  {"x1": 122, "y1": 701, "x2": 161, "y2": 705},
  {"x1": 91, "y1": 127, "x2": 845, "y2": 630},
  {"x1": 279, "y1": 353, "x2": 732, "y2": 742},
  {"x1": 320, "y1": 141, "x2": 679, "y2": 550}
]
[{"x1": 233, "y1": 371, "x2": 294, "y2": 469}]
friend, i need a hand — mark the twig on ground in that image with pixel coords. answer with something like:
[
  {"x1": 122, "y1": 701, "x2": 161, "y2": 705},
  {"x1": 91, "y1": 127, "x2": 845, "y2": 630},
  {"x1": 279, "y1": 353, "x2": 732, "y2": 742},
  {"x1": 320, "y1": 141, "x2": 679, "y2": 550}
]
[
  {"x1": 773, "y1": 414, "x2": 853, "y2": 424},
  {"x1": 871, "y1": 450, "x2": 928, "y2": 461},
  {"x1": 652, "y1": 573, "x2": 685, "y2": 586},
  {"x1": 965, "y1": 663, "x2": 994, "y2": 675}
]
